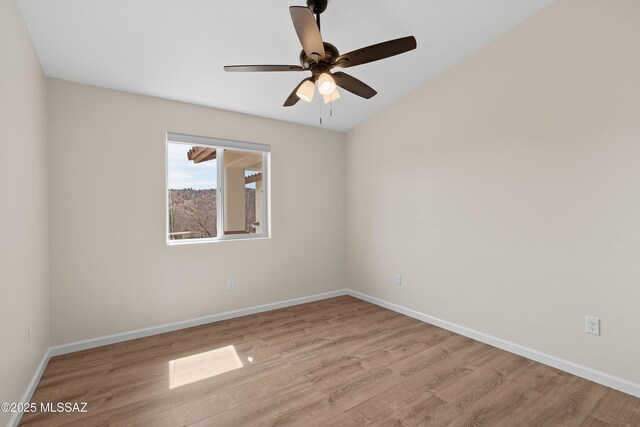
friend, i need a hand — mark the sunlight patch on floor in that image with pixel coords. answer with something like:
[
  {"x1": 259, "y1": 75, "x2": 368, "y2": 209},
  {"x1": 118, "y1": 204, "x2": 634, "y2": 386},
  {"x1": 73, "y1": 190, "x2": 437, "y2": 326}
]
[{"x1": 169, "y1": 345, "x2": 243, "y2": 389}]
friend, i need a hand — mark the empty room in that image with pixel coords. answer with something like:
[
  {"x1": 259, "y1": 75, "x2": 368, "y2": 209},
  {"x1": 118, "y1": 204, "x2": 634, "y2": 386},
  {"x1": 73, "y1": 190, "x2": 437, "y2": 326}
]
[{"x1": 2, "y1": 0, "x2": 639, "y2": 425}]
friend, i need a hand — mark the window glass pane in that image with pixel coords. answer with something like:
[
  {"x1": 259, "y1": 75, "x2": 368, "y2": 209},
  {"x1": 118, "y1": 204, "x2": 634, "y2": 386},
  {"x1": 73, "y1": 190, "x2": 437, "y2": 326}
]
[
  {"x1": 167, "y1": 143, "x2": 217, "y2": 240},
  {"x1": 223, "y1": 149, "x2": 264, "y2": 235}
]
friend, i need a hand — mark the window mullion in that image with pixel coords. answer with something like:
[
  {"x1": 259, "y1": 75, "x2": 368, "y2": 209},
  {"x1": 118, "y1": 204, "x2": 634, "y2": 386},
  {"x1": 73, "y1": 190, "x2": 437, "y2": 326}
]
[
  {"x1": 262, "y1": 152, "x2": 269, "y2": 237},
  {"x1": 216, "y1": 147, "x2": 225, "y2": 239}
]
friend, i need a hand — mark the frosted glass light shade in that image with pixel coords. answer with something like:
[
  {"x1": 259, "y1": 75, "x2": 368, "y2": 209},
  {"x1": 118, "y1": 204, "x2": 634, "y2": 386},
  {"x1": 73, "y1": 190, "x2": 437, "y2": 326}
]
[
  {"x1": 296, "y1": 80, "x2": 315, "y2": 102},
  {"x1": 317, "y1": 73, "x2": 336, "y2": 96},
  {"x1": 323, "y1": 88, "x2": 341, "y2": 104}
]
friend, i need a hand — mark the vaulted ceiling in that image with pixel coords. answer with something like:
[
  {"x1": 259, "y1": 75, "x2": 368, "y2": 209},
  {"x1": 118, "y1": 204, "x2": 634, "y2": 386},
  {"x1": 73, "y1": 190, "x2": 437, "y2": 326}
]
[{"x1": 18, "y1": 0, "x2": 555, "y2": 132}]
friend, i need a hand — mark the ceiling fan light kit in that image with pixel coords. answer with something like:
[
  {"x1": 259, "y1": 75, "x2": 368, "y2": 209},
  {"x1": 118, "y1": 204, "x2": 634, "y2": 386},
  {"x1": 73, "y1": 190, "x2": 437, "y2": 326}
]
[
  {"x1": 223, "y1": 0, "x2": 417, "y2": 108},
  {"x1": 323, "y1": 89, "x2": 340, "y2": 104},
  {"x1": 317, "y1": 72, "x2": 336, "y2": 96},
  {"x1": 296, "y1": 79, "x2": 316, "y2": 102}
]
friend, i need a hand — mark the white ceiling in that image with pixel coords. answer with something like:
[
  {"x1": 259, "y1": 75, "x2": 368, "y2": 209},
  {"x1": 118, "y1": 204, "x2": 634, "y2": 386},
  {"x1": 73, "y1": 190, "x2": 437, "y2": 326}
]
[{"x1": 18, "y1": 0, "x2": 554, "y2": 132}]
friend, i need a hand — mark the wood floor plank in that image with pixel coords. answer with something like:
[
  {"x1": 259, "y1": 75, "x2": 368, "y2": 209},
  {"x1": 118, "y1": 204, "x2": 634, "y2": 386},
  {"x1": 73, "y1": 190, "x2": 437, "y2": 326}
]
[
  {"x1": 514, "y1": 376, "x2": 609, "y2": 426},
  {"x1": 447, "y1": 378, "x2": 543, "y2": 426},
  {"x1": 577, "y1": 415, "x2": 614, "y2": 427},
  {"x1": 19, "y1": 296, "x2": 640, "y2": 426},
  {"x1": 589, "y1": 388, "x2": 640, "y2": 425},
  {"x1": 326, "y1": 373, "x2": 463, "y2": 426}
]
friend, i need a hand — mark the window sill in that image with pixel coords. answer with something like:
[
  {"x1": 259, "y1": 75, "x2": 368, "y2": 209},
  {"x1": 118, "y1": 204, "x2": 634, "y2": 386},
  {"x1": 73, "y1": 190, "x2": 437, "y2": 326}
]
[{"x1": 166, "y1": 234, "x2": 270, "y2": 246}]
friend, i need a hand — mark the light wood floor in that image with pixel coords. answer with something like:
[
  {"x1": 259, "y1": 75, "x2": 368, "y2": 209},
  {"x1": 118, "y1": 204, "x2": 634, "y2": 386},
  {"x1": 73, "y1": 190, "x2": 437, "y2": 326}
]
[{"x1": 20, "y1": 296, "x2": 640, "y2": 426}]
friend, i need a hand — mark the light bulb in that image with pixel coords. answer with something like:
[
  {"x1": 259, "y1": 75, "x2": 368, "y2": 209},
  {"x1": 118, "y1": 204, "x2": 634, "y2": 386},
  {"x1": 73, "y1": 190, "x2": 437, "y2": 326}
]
[
  {"x1": 323, "y1": 88, "x2": 341, "y2": 104},
  {"x1": 296, "y1": 79, "x2": 315, "y2": 102},
  {"x1": 317, "y1": 73, "x2": 336, "y2": 96}
]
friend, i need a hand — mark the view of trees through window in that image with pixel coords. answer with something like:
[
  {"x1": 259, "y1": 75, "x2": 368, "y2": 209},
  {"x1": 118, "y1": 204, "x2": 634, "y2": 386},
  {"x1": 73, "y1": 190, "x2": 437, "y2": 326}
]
[{"x1": 167, "y1": 142, "x2": 264, "y2": 241}]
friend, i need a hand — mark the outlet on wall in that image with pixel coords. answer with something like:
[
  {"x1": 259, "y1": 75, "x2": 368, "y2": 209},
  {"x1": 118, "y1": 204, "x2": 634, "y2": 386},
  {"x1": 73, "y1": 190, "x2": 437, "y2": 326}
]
[
  {"x1": 585, "y1": 315, "x2": 600, "y2": 335},
  {"x1": 394, "y1": 274, "x2": 402, "y2": 286},
  {"x1": 227, "y1": 279, "x2": 235, "y2": 290}
]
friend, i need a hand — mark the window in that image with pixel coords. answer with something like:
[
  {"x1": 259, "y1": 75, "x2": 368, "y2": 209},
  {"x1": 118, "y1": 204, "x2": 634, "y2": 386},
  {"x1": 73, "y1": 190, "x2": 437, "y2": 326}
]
[{"x1": 167, "y1": 133, "x2": 270, "y2": 244}]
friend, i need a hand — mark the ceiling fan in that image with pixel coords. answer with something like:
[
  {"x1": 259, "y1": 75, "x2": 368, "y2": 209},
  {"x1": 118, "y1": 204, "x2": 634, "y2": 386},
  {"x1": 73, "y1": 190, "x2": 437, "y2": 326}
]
[{"x1": 224, "y1": 0, "x2": 417, "y2": 107}]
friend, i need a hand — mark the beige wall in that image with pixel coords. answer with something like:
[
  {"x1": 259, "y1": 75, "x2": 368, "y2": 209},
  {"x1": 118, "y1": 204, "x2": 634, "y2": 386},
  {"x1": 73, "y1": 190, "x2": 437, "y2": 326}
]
[
  {"x1": 47, "y1": 79, "x2": 345, "y2": 345},
  {"x1": 346, "y1": 0, "x2": 640, "y2": 385},
  {"x1": 0, "y1": 0, "x2": 50, "y2": 424}
]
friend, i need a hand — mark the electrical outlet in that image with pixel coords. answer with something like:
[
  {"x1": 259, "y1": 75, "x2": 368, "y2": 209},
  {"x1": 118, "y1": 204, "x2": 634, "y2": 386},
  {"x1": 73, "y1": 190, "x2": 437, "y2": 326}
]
[
  {"x1": 227, "y1": 279, "x2": 235, "y2": 290},
  {"x1": 585, "y1": 316, "x2": 600, "y2": 335},
  {"x1": 394, "y1": 274, "x2": 402, "y2": 286},
  {"x1": 28, "y1": 328, "x2": 32, "y2": 345}
]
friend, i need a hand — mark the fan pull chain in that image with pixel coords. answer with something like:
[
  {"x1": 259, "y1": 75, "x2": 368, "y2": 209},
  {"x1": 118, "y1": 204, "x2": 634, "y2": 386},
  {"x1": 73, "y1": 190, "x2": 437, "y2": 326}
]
[{"x1": 319, "y1": 98, "x2": 323, "y2": 124}]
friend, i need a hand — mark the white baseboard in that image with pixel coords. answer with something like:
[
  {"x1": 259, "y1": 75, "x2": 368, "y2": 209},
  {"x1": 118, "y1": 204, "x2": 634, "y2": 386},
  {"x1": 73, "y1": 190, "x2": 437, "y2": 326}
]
[
  {"x1": 8, "y1": 348, "x2": 51, "y2": 427},
  {"x1": 49, "y1": 289, "x2": 347, "y2": 357},
  {"x1": 345, "y1": 289, "x2": 640, "y2": 398}
]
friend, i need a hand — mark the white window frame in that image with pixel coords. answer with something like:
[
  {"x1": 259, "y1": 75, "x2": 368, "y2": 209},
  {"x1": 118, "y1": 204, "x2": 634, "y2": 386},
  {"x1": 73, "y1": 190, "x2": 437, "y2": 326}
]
[{"x1": 166, "y1": 132, "x2": 270, "y2": 245}]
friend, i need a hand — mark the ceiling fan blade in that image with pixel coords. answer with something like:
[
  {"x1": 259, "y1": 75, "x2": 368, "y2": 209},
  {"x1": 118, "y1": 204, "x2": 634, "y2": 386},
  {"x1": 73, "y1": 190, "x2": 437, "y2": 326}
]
[
  {"x1": 332, "y1": 72, "x2": 377, "y2": 99},
  {"x1": 224, "y1": 65, "x2": 306, "y2": 72},
  {"x1": 284, "y1": 78, "x2": 313, "y2": 107},
  {"x1": 334, "y1": 36, "x2": 417, "y2": 68},
  {"x1": 289, "y1": 6, "x2": 325, "y2": 62}
]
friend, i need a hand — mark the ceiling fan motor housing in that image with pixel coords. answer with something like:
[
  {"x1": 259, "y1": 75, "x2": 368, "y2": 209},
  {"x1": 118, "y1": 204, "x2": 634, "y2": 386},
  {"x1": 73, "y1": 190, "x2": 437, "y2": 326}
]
[
  {"x1": 306, "y1": 0, "x2": 328, "y2": 14},
  {"x1": 299, "y1": 42, "x2": 340, "y2": 70}
]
